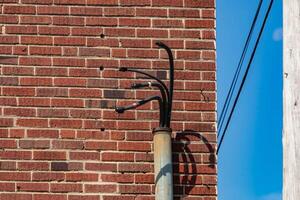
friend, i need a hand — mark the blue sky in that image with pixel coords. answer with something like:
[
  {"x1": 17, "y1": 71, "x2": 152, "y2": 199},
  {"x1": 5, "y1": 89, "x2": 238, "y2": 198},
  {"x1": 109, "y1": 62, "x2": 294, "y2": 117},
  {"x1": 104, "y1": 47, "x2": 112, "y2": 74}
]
[{"x1": 217, "y1": 0, "x2": 282, "y2": 200}]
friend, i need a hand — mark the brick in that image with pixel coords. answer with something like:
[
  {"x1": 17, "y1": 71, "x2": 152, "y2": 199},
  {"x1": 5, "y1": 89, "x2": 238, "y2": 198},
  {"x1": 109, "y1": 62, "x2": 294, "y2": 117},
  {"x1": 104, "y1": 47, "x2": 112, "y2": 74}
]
[
  {"x1": 120, "y1": 0, "x2": 150, "y2": 6},
  {"x1": 0, "y1": 161, "x2": 16, "y2": 170},
  {"x1": 50, "y1": 119, "x2": 82, "y2": 128},
  {"x1": 37, "y1": 6, "x2": 69, "y2": 15},
  {"x1": 0, "y1": 36, "x2": 18, "y2": 44},
  {"x1": 119, "y1": 18, "x2": 150, "y2": 27},
  {"x1": 21, "y1": 0, "x2": 53, "y2": 4},
  {"x1": 104, "y1": 8, "x2": 135, "y2": 16},
  {"x1": 50, "y1": 183, "x2": 83, "y2": 193},
  {"x1": 170, "y1": 30, "x2": 200, "y2": 38},
  {"x1": 0, "y1": 193, "x2": 32, "y2": 200},
  {"x1": 85, "y1": 141, "x2": 117, "y2": 150},
  {"x1": 33, "y1": 151, "x2": 66, "y2": 160},
  {"x1": 51, "y1": 99, "x2": 84, "y2": 108},
  {"x1": 120, "y1": 39, "x2": 151, "y2": 48},
  {"x1": 37, "y1": 88, "x2": 68, "y2": 97},
  {"x1": 68, "y1": 195, "x2": 100, "y2": 200},
  {"x1": 136, "y1": 8, "x2": 167, "y2": 17},
  {"x1": 39, "y1": 26, "x2": 70, "y2": 35},
  {"x1": 34, "y1": 194, "x2": 67, "y2": 200},
  {"x1": 20, "y1": 57, "x2": 52, "y2": 66},
  {"x1": 101, "y1": 152, "x2": 134, "y2": 162},
  {"x1": 72, "y1": 27, "x2": 102, "y2": 36},
  {"x1": 0, "y1": 15, "x2": 19, "y2": 24},
  {"x1": 35, "y1": 67, "x2": 68, "y2": 76},
  {"x1": 54, "y1": 0, "x2": 85, "y2": 5},
  {"x1": 79, "y1": 48, "x2": 110, "y2": 57},
  {"x1": 66, "y1": 173, "x2": 98, "y2": 182},
  {"x1": 118, "y1": 121, "x2": 150, "y2": 130},
  {"x1": 71, "y1": 7, "x2": 103, "y2": 16},
  {"x1": 118, "y1": 163, "x2": 153, "y2": 173},
  {"x1": 137, "y1": 29, "x2": 168, "y2": 38},
  {"x1": 85, "y1": 184, "x2": 116, "y2": 193},
  {"x1": 185, "y1": 19, "x2": 215, "y2": 28},
  {"x1": 153, "y1": 19, "x2": 183, "y2": 28},
  {"x1": 101, "y1": 174, "x2": 134, "y2": 183},
  {"x1": 51, "y1": 162, "x2": 68, "y2": 171},
  {"x1": 32, "y1": 172, "x2": 65, "y2": 181},
  {"x1": 54, "y1": 37, "x2": 85, "y2": 46},
  {"x1": 0, "y1": 140, "x2": 17, "y2": 148},
  {"x1": 135, "y1": 174, "x2": 154, "y2": 184},
  {"x1": 184, "y1": 0, "x2": 215, "y2": 8},
  {"x1": 4, "y1": 107, "x2": 36, "y2": 117},
  {"x1": 0, "y1": 77, "x2": 18, "y2": 85},
  {"x1": 118, "y1": 142, "x2": 151, "y2": 152},
  {"x1": 69, "y1": 68, "x2": 99, "y2": 77},
  {"x1": 21, "y1": 36, "x2": 52, "y2": 45},
  {"x1": 20, "y1": 77, "x2": 52, "y2": 86},
  {"x1": 0, "y1": 151, "x2": 31, "y2": 160},
  {"x1": 13, "y1": 46, "x2": 28, "y2": 55},
  {"x1": 27, "y1": 129, "x2": 59, "y2": 138},
  {"x1": 0, "y1": 182, "x2": 15, "y2": 192},
  {"x1": 119, "y1": 185, "x2": 151, "y2": 194},
  {"x1": 17, "y1": 118, "x2": 48, "y2": 128},
  {"x1": 20, "y1": 16, "x2": 52, "y2": 24},
  {"x1": 85, "y1": 163, "x2": 117, "y2": 172},
  {"x1": 52, "y1": 140, "x2": 84, "y2": 149},
  {"x1": 3, "y1": 5, "x2": 36, "y2": 14},
  {"x1": 87, "y1": 0, "x2": 118, "y2": 5},
  {"x1": 29, "y1": 46, "x2": 62, "y2": 56},
  {"x1": 169, "y1": 9, "x2": 200, "y2": 18},
  {"x1": 16, "y1": 183, "x2": 49, "y2": 192},
  {"x1": 69, "y1": 88, "x2": 102, "y2": 98},
  {"x1": 128, "y1": 49, "x2": 159, "y2": 58},
  {"x1": 103, "y1": 196, "x2": 135, "y2": 200},
  {"x1": 53, "y1": 16, "x2": 84, "y2": 26},
  {"x1": 3, "y1": 87, "x2": 35, "y2": 96},
  {"x1": 18, "y1": 161, "x2": 49, "y2": 170},
  {"x1": 19, "y1": 140, "x2": 50, "y2": 149},
  {"x1": 0, "y1": 172, "x2": 31, "y2": 181},
  {"x1": 69, "y1": 152, "x2": 100, "y2": 160},
  {"x1": 5, "y1": 25, "x2": 37, "y2": 34},
  {"x1": 86, "y1": 17, "x2": 118, "y2": 26}
]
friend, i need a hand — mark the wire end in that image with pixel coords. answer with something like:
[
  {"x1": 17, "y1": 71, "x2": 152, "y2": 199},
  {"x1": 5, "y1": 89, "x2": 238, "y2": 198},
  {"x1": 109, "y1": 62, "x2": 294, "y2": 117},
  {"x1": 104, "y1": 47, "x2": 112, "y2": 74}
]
[
  {"x1": 115, "y1": 107, "x2": 125, "y2": 113},
  {"x1": 119, "y1": 67, "x2": 128, "y2": 72}
]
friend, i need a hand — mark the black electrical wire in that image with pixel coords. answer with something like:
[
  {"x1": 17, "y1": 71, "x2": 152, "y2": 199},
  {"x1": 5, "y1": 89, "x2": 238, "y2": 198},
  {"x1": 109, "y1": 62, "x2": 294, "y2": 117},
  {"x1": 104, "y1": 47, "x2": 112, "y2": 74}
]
[
  {"x1": 155, "y1": 41, "x2": 174, "y2": 127},
  {"x1": 119, "y1": 67, "x2": 170, "y2": 102},
  {"x1": 217, "y1": 0, "x2": 274, "y2": 154},
  {"x1": 115, "y1": 95, "x2": 164, "y2": 127},
  {"x1": 218, "y1": 0, "x2": 263, "y2": 138},
  {"x1": 131, "y1": 82, "x2": 168, "y2": 127}
]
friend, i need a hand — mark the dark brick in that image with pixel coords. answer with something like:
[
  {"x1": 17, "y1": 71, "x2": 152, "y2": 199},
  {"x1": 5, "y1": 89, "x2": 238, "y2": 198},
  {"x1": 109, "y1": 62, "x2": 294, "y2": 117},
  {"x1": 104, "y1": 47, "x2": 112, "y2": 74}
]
[{"x1": 51, "y1": 162, "x2": 69, "y2": 171}]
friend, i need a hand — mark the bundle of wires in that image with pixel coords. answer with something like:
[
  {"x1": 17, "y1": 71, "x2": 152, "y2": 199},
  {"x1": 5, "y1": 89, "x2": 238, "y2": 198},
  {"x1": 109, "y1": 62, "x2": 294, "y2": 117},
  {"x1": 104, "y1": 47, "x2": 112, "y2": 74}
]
[{"x1": 116, "y1": 41, "x2": 174, "y2": 128}]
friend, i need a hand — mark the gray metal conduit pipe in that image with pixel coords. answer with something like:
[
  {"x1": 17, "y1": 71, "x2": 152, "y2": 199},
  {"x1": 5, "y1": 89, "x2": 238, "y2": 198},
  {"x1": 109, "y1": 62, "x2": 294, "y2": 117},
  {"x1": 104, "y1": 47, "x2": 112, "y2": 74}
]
[{"x1": 116, "y1": 41, "x2": 174, "y2": 200}]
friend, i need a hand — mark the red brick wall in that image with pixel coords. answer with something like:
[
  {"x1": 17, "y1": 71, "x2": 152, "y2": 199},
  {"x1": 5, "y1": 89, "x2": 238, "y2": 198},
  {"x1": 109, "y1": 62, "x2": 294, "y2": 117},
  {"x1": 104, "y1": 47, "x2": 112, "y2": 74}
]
[{"x1": 0, "y1": 0, "x2": 216, "y2": 199}]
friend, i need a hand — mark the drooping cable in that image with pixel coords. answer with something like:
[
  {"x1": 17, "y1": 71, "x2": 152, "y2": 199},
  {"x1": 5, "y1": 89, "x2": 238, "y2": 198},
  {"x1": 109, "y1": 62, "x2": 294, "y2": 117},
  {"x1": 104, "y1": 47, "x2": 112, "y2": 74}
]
[
  {"x1": 218, "y1": 0, "x2": 263, "y2": 138},
  {"x1": 217, "y1": 0, "x2": 274, "y2": 154},
  {"x1": 155, "y1": 41, "x2": 174, "y2": 127},
  {"x1": 115, "y1": 95, "x2": 164, "y2": 127},
  {"x1": 131, "y1": 82, "x2": 168, "y2": 127}
]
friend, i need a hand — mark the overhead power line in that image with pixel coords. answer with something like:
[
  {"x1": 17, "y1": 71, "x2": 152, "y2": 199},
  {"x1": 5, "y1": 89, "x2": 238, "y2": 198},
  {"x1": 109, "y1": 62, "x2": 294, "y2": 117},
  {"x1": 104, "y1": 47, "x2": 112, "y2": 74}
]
[
  {"x1": 217, "y1": 0, "x2": 274, "y2": 154},
  {"x1": 218, "y1": 0, "x2": 263, "y2": 138}
]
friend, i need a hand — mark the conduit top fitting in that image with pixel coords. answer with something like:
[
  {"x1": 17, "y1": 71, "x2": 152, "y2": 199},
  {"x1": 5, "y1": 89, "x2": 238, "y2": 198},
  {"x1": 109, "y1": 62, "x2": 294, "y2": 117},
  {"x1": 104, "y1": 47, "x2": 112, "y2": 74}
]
[{"x1": 115, "y1": 41, "x2": 174, "y2": 129}]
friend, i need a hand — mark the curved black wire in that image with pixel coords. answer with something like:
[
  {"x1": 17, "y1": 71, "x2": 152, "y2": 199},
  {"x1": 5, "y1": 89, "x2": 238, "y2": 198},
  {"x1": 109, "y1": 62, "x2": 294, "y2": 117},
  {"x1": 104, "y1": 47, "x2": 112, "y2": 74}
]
[
  {"x1": 132, "y1": 82, "x2": 168, "y2": 127},
  {"x1": 116, "y1": 95, "x2": 164, "y2": 127},
  {"x1": 217, "y1": 0, "x2": 274, "y2": 154},
  {"x1": 218, "y1": 0, "x2": 263, "y2": 138},
  {"x1": 120, "y1": 67, "x2": 170, "y2": 101},
  {"x1": 155, "y1": 41, "x2": 174, "y2": 127}
]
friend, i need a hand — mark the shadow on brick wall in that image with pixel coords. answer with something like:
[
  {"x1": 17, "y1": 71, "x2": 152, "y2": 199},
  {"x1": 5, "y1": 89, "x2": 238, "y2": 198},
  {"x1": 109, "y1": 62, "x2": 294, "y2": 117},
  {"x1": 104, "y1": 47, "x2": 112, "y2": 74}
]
[{"x1": 173, "y1": 130, "x2": 216, "y2": 196}]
